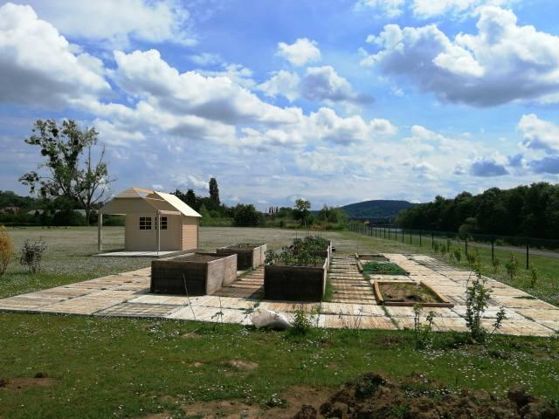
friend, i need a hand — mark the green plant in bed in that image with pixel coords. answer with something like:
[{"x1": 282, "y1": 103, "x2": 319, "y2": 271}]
[{"x1": 363, "y1": 262, "x2": 408, "y2": 276}]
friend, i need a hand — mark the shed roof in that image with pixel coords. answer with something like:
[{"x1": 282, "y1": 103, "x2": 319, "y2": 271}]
[{"x1": 101, "y1": 187, "x2": 202, "y2": 217}]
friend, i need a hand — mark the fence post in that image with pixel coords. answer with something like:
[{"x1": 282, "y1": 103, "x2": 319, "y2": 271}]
[
  {"x1": 526, "y1": 239, "x2": 530, "y2": 270},
  {"x1": 491, "y1": 237, "x2": 495, "y2": 263},
  {"x1": 410, "y1": 231, "x2": 412, "y2": 244},
  {"x1": 465, "y1": 238, "x2": 468, "y2": 256},
  {"x1": 431, "y1": 233, "x2": 434, "y2": 248},
  {"x1": 419, "y1": 230, "x2": 422, "y2": 247},
  {"x1": 402, "y1": 229, "x2": 404, "y2": 242}
]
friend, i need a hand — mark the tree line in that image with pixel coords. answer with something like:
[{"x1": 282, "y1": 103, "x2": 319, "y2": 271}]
[{"x1": 396, "y1": 183, "x2": 559, "y2": 240}]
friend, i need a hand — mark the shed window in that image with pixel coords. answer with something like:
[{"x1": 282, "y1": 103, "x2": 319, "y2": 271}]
[
  {"x1": 155, "y1": 216, "x2": 168, "y2": 230},
  {"x1": 139, "y1": 216, "x2": 152, "y2": 230}
]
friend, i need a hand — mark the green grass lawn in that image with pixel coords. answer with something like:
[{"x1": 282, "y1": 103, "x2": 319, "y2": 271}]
[{"x1": 1, "y1": 227, "x2": 559, "y2": 418}]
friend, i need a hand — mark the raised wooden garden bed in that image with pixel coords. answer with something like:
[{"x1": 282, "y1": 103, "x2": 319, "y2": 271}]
[
  {"x1": 151, "y1": 253, "x2": 237, "y2": 296},
  {"x1": 264, "y1": 240, "x2": 332, "y2": 302},
  {"x1": 216, "y1": 243, "x2": 267, "y2": 270},
  {"x1": 373, "y1": 280, "x2": 453, "y2": 308},
  {"x1": 357, "y1": 253, "x2": 389, "y2": 262}
]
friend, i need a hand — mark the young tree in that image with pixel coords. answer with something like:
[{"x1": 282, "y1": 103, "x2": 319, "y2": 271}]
[
  {"x1": 293, "y1": 199, "x2": 311, "y2": 227},
  {"x1": 209, "y1": 177, "x2": 220, "y2": 206},
  {"x1": 185, "y1": 189, "x2": 197, "y2": 209},
  {"x1": 19, "y1": 120, "x2": 111, "y2": 224}
]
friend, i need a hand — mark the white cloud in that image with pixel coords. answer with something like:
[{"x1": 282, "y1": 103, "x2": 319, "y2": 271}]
[
  {"x1": 301, "y1": 66, "x2": 373, "y2": 105},
  {"x1": 277, "y1": 38, "x2": 321, "y2": 66},
  {"x1": 189, "y1": 52, "x2": 222, "y2": 66},
  {"x1": 15, "y1": 0, "x2": 194, "y2": 47},
  {"x1": 354, "y1": 0, "x2": 405, "y2": 18},
  {"x1": 0, "y1": 3, "x2": 110, "y2": 107},
  {"x1": 258, "y1": 70, "x2": 301, "y2": 102},
  {"x1": 362, "y1": 7, "x2": 559, "y2": 106},
  {"x1": 112, "y1": 49, "x2": 301, "y2": 126},
  {"x1": 412, "y1": 0, "x2": 515, "y2": 19},
  {"x1": 355, "y1": 0, "x2": 516, "y2": 19},
  {"x1": 259, "y1": 66, "x2": 373, "y2": 106},
  {"x1": 518, "y1": 114, "x2": 559, "y2": 154},
  {"x1": 469, "y1": 157, "x2": 509, "y2": 176}
]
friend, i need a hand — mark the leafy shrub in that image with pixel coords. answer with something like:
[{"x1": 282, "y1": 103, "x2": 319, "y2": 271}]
[
  {"x1": 529, "y1": 267, "x2": 538, "y2": 288},
  {"x1": 492, "y1": 257, "x2": 501, "y2": 274},
  {"x1": 266, "y1": 236, "x2": 329, "y2": 266},
  {"x1": 413, "y1": 304, "x2": 435, "y2": 350},
  {"x1": 19, "y1": 239, "x2": 47, "y2": 273},
  {"x1": 291, "y1": 306, "x2": 314, "y2": 335},
  {"x1": 0, "y1": 225, "x2": 14, "y2": 276},
  {"x1": 453, "y1": 248, "x2": 462, "y2": 263},
  {"x1": 465, "y1": 270, "x2": 506, "y2": 343},
  {"x1": 504, "y1": 254, "x2": 518, "y2": 281}
]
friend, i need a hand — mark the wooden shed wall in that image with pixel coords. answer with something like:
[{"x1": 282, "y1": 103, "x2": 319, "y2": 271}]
[{"x1": 181, "y1": 216, "x2": 199, "y2": 250}]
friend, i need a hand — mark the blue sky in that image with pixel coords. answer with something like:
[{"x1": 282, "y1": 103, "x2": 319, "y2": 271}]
[{"x1": 1, "y1": 0, "x2": 559, "y2": 209}]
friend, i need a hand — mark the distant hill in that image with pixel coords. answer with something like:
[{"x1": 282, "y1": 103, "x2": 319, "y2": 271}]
[{"x1": 340, "y1": 200, "x2": 415, "y2": 220}]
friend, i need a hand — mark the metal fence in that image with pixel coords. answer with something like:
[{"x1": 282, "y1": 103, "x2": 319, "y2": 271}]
[{"x1": 348, "y1": 223, "x2": 559, "y2": 269}]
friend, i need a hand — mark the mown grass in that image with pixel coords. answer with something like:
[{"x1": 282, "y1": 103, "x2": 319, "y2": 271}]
[
  {"x1": 1, "y1": 313, "x2": 558, "y2": 418},
  {"x1": 1, "y1": 227, "x2": 559, "y2": 417},
  {"x1": 344, "y1": 230, "x2": 559, "y2": 306}
]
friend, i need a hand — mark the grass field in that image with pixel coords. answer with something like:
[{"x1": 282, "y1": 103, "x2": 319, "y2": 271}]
[{"x1": 1, "y1": 227, "x2": 558, "y2": 418}]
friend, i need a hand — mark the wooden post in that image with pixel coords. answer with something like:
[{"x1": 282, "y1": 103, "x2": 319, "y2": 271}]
[
  {"x1": 526, "y1": 239, "x2": 530, "y2": 270},
  {"x1": 97, "y1": 212, "x2": 103, "y2": 252},
  {"x1": 157, "y1": 211, "x2": 161, "y2": 255},
  {"x1": 491, "y1": 238, "x2": 495, "y2": 263}
]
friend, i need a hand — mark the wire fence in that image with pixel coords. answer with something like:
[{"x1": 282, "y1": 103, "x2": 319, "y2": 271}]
[{"x1": 348, "y1": 223, "x2": 559, "y2": 270}]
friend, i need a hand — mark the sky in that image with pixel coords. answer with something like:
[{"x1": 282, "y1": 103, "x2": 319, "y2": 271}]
[{"x1": 1, "y1": 0, "x2": 559, "y2": 209}]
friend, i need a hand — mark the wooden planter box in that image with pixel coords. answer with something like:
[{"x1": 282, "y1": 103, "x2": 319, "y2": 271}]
[
  {"x1": 151, "y1": 253, "x2": 237, "y2": 296},
  {"x1": 264, "y1": 242, "x2": 332, "y2": 302},
  {"x1": 216, "y1": 243, "x2": 267, "y2": 270}
]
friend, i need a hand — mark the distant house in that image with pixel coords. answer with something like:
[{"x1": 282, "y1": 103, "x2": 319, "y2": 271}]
[{"x1": 98, "y1": 187, "x2": 202, "y2": 252}]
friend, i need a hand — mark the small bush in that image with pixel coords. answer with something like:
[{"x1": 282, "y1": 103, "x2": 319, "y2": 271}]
[
  {"x1": 19, "y1": 239, "x2": 47, "y2": 273},
  {"x1": 505, "y1": 254, "x2": 518, "y2": 281},
  {"x1": 362, "y1": 262, "x2": 408, "y2": 276},
  {"x1": 0, "y1": 225, "x2": 14, "y2": 276},
  {"x1": 529, "y1": 267, "x2": 538, "y2": 288},
  {"x1": 413, "y1": 304, "x2": 435, "y2": 350},
  {"x1": 465, "y1": 270, "x2": 506, "y2": 343},
  {"x1": 492, "y1": 257, "x2": 501, "y2": 274},
  {"x1": 291, "y1": 306, "x2": 314, "y2": 335},
  {"x1": 453, "y1": 248, "x2": 462, "y2": 263}
]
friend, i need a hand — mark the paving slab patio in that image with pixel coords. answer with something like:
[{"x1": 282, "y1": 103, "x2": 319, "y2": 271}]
[{"x1": 0, "y1": 252, "x2": 557, "y2": 337}]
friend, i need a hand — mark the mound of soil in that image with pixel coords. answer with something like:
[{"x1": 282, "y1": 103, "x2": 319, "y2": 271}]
[{"x1": 294, "y1": 373, "x2": 558, "y2": 419}]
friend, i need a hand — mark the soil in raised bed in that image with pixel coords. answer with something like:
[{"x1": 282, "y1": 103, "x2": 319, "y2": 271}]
[
  {"x1": 379, "y1": 282, "x2": 441, "y2": 304},
  {"x1": 226, "y1": 243, "x2": 263, "y2": 249},
  {"x1": 170, "y1": 254, "x2": 221, "y2": 263},
  {"x1": 363, "y1": 262, "x2": 408, "y2": 276}
]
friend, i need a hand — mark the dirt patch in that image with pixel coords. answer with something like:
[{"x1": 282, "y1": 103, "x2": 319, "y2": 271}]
[
  {"x1": 294, "y1": 373, "x2": 558, "y2": 418},
  {"x1": 1, "y1": 375, "x2": 56, "y2": 391},
  {"x1": 378, "y1": 282, "x2": 441, "y2": 304},
  {"x1": 181, "y1": 385, "x2": 331, "y2": 418},
  {"x1": 225, "y1": 359, "x2": 258, "y2": 370}
]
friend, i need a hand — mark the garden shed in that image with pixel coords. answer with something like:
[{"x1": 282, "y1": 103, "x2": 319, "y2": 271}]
[{"x1": 98, "y1": 187, "x2": 201, "y2": 253}]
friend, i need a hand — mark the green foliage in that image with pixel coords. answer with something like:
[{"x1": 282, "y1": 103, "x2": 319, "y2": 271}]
[
  {"x1": 232, "y1": 204, "x2": 262, "y2": 227},
  {"x1": 397, "y1": 183, "x2": 559, "y2": 239},
  {"x1": 505, "y1": 254, "x2": 519, "y2": 281},
  {"x1": 19, "y1": 119, "x2": 112, "y2": 224},
  {"x1": 413, "y1": 304, "x2": 435, "y2": 350},
  {"x1": 293, "y1": 199, "x2": 311, "y2": 226},
  {"x1": 266, "y1": 236, "x2": 329, "y2": 266},
  {"x1": 465, "y1": 271, "x2": 506, "y2": 343},
  {"x1": 0, "y1": 226, "x2": 14, "y2": 276},
  {"x1": 19, "y1": 239, "x2": 47, "y2": 274},
  {"x1": 453, "y1": 248, "x2": 462, "y2": 263},
  {"x1": 466, "y1": 249, "x2": 480, "y2": 270},
  {"x1": 362, "y1": 262, "x2": 408, "y2": 276},
  {"x1": 290, "y1": 306, "x2": 314, "y2": 335},
  {"x1": 530, "y1": 267, "x2": 538, "y2": 288},
  {"x1": 492, "y1": 257, "x2": 501, "y2": 274},
  {"x1": 209, "y1": 177, "x2": 220, "y2": 206}
]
